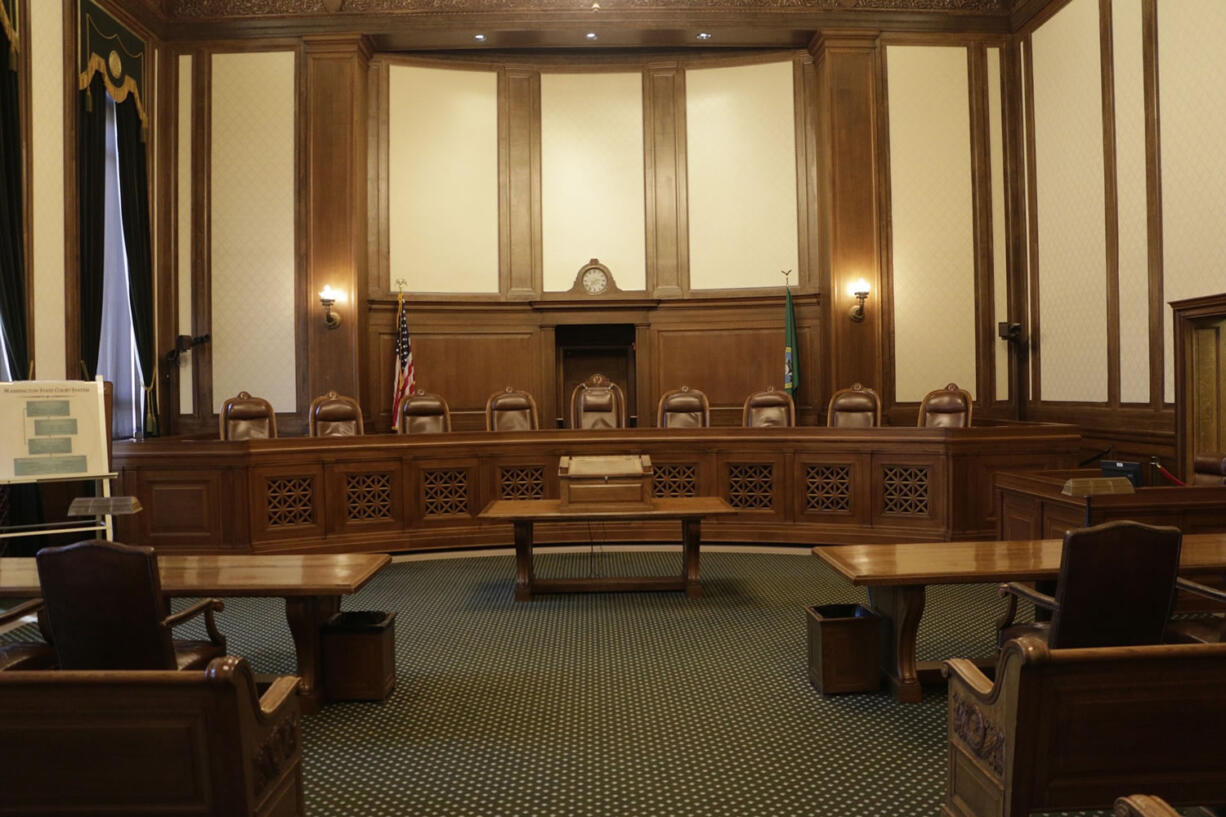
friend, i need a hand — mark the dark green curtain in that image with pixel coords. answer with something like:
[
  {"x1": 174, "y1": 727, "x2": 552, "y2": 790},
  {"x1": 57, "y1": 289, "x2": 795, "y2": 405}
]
[
  {"x1": 0, "y1": 22, "x2": 27, "y2": 378},
  {"x1": 114, "y1": 97, "x2": 157, "y2": 435},
  {"x1": 77, "y1": 73, "x2": 107, "y2": 380}
]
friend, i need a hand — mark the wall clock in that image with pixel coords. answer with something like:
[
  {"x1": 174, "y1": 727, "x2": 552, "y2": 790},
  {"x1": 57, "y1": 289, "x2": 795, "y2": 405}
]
[{"x1": 569, "y1": 259, "x2": 621, "y2": 296}]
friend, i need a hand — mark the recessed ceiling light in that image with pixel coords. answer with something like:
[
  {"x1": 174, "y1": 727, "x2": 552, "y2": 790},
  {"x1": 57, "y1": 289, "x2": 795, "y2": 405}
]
[
  {"x1": 696, "y1": 32, "x2": 712, "y2": 40},
  {"x1": 585, "y1": 32, "x2": 598, "y2": 40},
  {"x1": 474, "y1": 33, "x2": 486, "y2": 41}
]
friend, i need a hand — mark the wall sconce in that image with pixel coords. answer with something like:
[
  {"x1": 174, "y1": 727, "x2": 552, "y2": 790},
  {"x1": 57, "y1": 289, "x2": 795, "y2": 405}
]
[
  {"x1": 319, "y1": 285, "x2": 343, "y2": 329},
  {"x1": 848, "y1": 278, "x2": 871, "y2": 323}
]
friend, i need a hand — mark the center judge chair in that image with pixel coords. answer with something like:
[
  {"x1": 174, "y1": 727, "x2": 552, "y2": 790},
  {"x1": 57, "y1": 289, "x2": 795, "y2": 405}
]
[
  {"x1": 486, "y1": 387, "x2": 539, "y2": 432},
  {"x1": 570, "y1": 374, "x2": 627, "y2": 430},
  {"x1": 219, "y1": 391, "x2": 276, "y2": 440},
  {"x1": 398, "y1": 391, "x2": 452, "y2": 434},
  {"x1": 742, "y1": 387, "x2": 795, "y2": 428},
  {"x1": 996, "y1": 520, "x2": 1183, "y2": 649},
  {"x1": 308, "y1": 391, "x2": 364, "y2": 437},
  {"x1": 657, "y1": 385, "x2": 710, "y2": 429},
  {"x1": 825, "y1": 383, "x2": 880, "y2": 428},
  {"x1": 36, "y1": 539, "x2": 227, "y2": 670},
  {"x1": 916, "y1": 382, "x2": 973, "y2": 428}
]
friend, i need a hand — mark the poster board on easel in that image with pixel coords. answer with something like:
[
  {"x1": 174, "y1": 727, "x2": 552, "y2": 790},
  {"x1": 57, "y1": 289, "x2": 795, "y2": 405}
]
[{"x1": 0, "y1": 378, "x2": 111, "y2": 485}]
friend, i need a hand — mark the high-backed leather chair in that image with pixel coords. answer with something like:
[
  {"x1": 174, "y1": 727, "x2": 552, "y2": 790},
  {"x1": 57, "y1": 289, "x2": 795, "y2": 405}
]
[
  {"x1": 825, "y1": 383, "x2": 881, "y2": 428},
  {"x1": 917, "y1": 382, "x2": 973, "y2": 428},
  {"x1": 742, "y1": 387, "x2": 795, "y2": 428},
  {"x1": 219, "y1": 391, "x2": 276, "y2": 440},
  {"x1": 398, "y1": 391, "x2": 452, "y2": 434},
  {"x1": 486, "y1": 387, "x2": 539, "y2": 432},
  {"x1": 308, "y1": 391, "x2": 364, "y2": 437},
  {"x1": 570, "y1": 374, "x2": 627, "y2": 430},
  {"x1": 36, "y1": 539, "x2": 227, "y2": 670},
  {"x1": 657, "y1": 385, "x2": 710, "y2": 429},
  {"x1": 0, "y1": 599, "x2": 55, "y2": 671},
  {"x1": 1191, "y1": 453, "x2": 1226, "y2": 486},
  {"x1": 996, "y1": 520, "x2": 1182, "y2": 649}
]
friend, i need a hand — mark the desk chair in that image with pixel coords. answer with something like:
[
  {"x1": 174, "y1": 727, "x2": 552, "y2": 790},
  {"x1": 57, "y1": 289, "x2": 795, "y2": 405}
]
[
  {"x1": 36, "y1": 539, "x2": 227, "y2": 670},
  {"x1": 657, "y1": 385, "x2": 709, "y2": 429},
  {"x1": 743, "y1": 387, "x2": 795, "y2": 427},
  {"x1": 570, "y1": 374, "x2": 627, "y2": 430},
  {"x1": 1191, "y1": 453, "x2": 1226, "y2": 486},
  {"x1": 917, "y1": 382, "x2": 972, "y2": 428},
  {"x1": 220, "y1": 391, "x2": 276, "y2": 440},
  {"x1": 0, "y1": 599, "x2": 55, "y2": 671},
  {"x1": 398, "y1": 391, "x2": 452, "y2": 434},
  {"x1": 308, "y1": 391, "x2": 364, "y2": 437},
  {"x1": 996, "y1": 520, "x2": 1182, "y2": 649},
  {"x1": 486, "y1": 387, "x2": 539, "y2": 431},
  {"x1": 825, "y1": 383, "x2": 880, "y2": 428}
]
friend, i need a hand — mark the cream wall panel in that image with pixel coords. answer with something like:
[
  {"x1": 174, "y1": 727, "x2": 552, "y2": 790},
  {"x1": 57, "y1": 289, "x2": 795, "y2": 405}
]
[
  {"x1": 1114, "y1": 0, "x2": 1149, "y2": 404},
  {"x1": 686, "y1": 61, "x2": 799, "y2": 290},
  {"x1": 1032, "y1": 0, "x2": 1107, "y2": 402},
  {"x1": 989, "y1": 48, "x2": 1009, "y2": 401},
  {"x1": 177, "y1": 55, "x2": 193, "y2": 413},
  {"x1": 30, "y1": 1, "x2": 65, "y2": 379},
  {"x1": 388, "y1": 65, "x2": 499, "y2": 294},
  {"x1": 541, "y1": 73, "x2": 646, "y2": 292},
  {"x1": 887, "y1": 46, "x2": 976, "y2": 403},
  {"x1": 210, "y1": 51, "x2": 297, "y2": 412},
  {"x1": 1159, "y1": 0, "x2": 1226, "y2": 403}
]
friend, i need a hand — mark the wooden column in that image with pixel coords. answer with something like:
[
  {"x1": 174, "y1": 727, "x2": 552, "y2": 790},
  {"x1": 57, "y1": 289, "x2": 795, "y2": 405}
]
[
  {"x1": 304, "y1": 35, "x2": 370, "y2": 402},
  {"x1": 812, "y1": 32, "x2": 883, "y2": 399},
  {"x1": 499, "y1": 69, "x2": 541, "y2": 300},
  {"x1": 643, "y1": 63, "x2": 687, "y2": 299}
]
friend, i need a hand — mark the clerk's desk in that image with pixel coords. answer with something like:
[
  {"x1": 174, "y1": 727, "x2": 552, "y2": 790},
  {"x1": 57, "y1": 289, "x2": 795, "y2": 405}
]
[
  {"x1": 0, "y1": 552, "x2": 390, "y2": 713},
  {"x1": 812, "y1": 533, "x2": 1226, "y2": 703}
]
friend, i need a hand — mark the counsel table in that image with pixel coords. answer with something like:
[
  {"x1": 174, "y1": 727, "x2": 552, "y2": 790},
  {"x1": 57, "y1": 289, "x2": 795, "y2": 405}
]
[
  {"x1": 479, "y1": 497, "x2": 736, "y2": 600},
  {"x1": 0, "y1": 552, "x2": 391, "y2": 713},
  {"x1": 812, "y1": 534, "x2": 1226, "y2": 703}
]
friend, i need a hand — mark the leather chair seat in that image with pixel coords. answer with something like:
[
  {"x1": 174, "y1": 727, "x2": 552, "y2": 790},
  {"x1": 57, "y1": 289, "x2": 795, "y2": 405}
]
[
  {"x1": 220, "y1": 392, "x2": 276, "y2": 440},
  {"x1": 571, "y1": 375, "x2": 627, "y2": 429},
  {"x1": 1192, "y1": 453, "x2": 1226, "y2": 486},
  {"x1": 401, "y1": 393, "x2": 451, "y2": 433},
  {"x1": 487, "y1": 389, "x2": 539, "y2": 431},
  {"x1": 657, "y1": 386, "x2": 710, "y2": 429},
  {"x1": 744, "y1": 388, "x2": 795, "y2": 427},
  {"x1": 310, "y1": 392, "x2": 364, "y2": 437},
  {"x1": 918, "y1": 383, "x2": 973, "y2": 428},
  {"x1": 827, "y1": 384, "x2": 881, "y2": 428}
]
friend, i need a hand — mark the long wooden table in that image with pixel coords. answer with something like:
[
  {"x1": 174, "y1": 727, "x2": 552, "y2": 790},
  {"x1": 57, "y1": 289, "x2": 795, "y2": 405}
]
[
  {"x1": 812, "y1": 534, "x2": 1226, "y2": 703},
  {"x1": 479, "y1": 497, "x2": 736, "y2": 600},
  {"x1": 0, "y1": 552, "x2": 391, "y2": 713}
]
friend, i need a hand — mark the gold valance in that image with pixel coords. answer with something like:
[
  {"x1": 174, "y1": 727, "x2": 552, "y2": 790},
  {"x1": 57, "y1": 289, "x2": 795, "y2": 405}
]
[{"x1": 78, "y1": 1, "x2": 147, "y2": 127}]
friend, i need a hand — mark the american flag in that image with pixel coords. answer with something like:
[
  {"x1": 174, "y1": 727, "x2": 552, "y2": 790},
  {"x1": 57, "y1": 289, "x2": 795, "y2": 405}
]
[{"x1": 391, "y1": 293, "x2": 415, "y2": 430}]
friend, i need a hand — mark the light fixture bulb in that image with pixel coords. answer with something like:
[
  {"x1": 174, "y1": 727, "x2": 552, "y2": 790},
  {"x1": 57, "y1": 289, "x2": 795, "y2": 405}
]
[
  {"x1": 474, "y1": 33, "x2": 486, "y2": 41},
  {"x1": 585, "y1": 31, "x2": 598, "y2": 40},
  {"x1": 697, "y1": 32, "x2": 712, "y2": 40},
  {"x1": 319, "y1": 285, "x2": 337, "y2": 302},
  {"x1": 848, "y1": 278, "x2": 871, "y2": 298}
]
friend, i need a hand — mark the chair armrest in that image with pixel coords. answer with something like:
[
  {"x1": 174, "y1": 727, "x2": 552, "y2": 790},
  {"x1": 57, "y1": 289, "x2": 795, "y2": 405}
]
[
  {"x1": 1177, "y1": 577, "x2": 1226, "y2": 605},
  {"x1": 941, "y1": 658, "x2": 995, "y2": 697},
  {"x1": 259, "y1": 675, "x2": 303, "y2": 717},
  {"x1": 0, "y1": 598, "x2": 44, "y2": 627},
  {"x1": 1113, "y1": 794, "x2": 1182, "y2": 817},
  {"x1": 164, "y1": 598, "x2": 226, "y2": 645},
  {"x1": 999, "y1": 581, "x2": 1058, "y2": 611}
]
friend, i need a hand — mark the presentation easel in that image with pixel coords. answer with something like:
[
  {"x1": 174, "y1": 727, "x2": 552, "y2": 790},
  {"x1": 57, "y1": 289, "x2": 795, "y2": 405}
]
[{"x1": 0, "y1": 378, "x2": 138, "y2": 544}]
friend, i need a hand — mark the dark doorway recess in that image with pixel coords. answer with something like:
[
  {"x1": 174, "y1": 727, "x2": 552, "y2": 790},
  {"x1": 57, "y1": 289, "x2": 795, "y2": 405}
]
[{"x1": 555, "y1": 324, "x2": 637, "y2": 427}]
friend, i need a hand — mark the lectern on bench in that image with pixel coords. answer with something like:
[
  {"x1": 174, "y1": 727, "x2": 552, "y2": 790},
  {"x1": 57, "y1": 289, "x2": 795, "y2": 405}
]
[{"x1": 479, "y1": 455, "x2": 735, "y2": 601}]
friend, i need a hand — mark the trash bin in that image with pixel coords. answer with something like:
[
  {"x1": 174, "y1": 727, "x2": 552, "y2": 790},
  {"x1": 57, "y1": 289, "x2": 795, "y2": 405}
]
[
  {"x1": 322, "y1": 611, "x2": 396, "y2": 702},
  {"x1": 806, "y1": 603, "x2": 881, "y2": 694}
]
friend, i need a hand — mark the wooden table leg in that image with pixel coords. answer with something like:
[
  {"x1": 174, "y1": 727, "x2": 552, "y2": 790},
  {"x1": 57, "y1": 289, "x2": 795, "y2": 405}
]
[
  {"x1": 866, "y1": 584, "x2": 926, "y2": 704},
  {"x1": 682, "y1": 517, "x2": 703, "y2": 598},
  {"x1": 514, "y1": 520, "x2": 534, "y2": 601},
  {"x1": 284, "y1": 594, "x2": 341, "y2": 714}
]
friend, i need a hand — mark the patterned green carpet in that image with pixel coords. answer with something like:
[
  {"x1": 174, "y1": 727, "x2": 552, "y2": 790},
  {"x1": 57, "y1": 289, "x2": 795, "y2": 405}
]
[{"x1": 6, "y1": 549, "x2": 1128, "y2": 816}]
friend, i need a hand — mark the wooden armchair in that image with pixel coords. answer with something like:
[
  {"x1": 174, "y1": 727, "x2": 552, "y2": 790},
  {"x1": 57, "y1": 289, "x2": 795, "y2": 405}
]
[
  {"x1": 0, "y1": 656, "x2": 303, "y2": 817},
  {"x1": 1113, "y1": 796, "x2": 1183, "y2": 817},
  {"x1": 0, "y1": 599, "x2": 55, "y2": 671},
  {"x1": 996, "y1": 520, "x2": 1182, "y2": 648},
  {"x1": 36, "y1": 539, "x2": 227, "y2": 670},
  {"x1": 942, "y1": 637, "x2": 1226, "y2": 817}
]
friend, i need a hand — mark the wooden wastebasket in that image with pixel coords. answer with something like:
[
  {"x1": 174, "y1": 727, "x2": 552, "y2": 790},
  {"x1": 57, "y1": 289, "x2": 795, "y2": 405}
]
[
  {"x1": 322, "y1": 611, "x2": 396, "y2": 701},
  {"x1": 806, "y1": 604, "x2": 881, "y2": 694}
]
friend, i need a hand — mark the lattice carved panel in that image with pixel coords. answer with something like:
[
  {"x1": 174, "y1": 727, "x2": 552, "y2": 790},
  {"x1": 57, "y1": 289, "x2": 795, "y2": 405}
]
[
  {"x1": 806, "y1": 465, "x2": 852, "y2": 513},
  {"x1": 654, "y1": 463, "x2": 698, "y2": 498},
  {"x1": 499, "y1": 466, "x2": 545, "y2": 500},
  {"x1": 266, "y1": 476, "x2": 315, "y2": 527},
  {"x1": 423, "y1": 468, "x2": 469, "y2": 516},
  {"x1": 727, "y1": 463, "x2": 774, "y2": 510},
  {"x1": 345, "y1": 473, "x2": 394, "y2": 521},
  {"x1": 882, "y1": 465, "x2": 930, "y2": 515}
]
